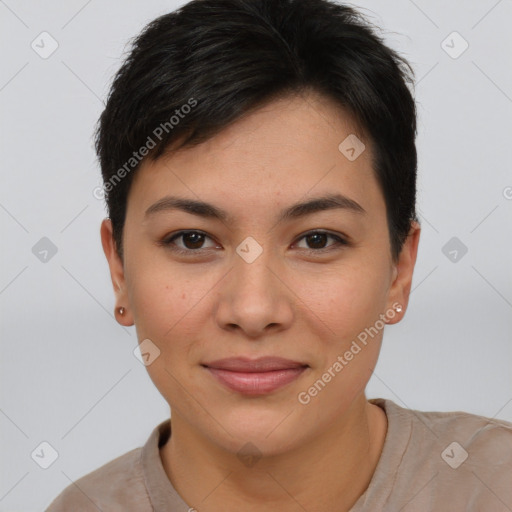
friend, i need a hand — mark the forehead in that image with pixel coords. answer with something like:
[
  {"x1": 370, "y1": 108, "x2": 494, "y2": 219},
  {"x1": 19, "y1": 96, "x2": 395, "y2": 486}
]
[{"x1": 127, "y1": 92, "x2": 383, "y2": 220}]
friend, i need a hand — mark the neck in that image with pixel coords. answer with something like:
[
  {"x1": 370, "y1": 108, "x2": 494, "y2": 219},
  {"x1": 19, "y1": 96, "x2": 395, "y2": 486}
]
[{"x1": 160, "y1": 394, "x2": 387, "y2": 512}]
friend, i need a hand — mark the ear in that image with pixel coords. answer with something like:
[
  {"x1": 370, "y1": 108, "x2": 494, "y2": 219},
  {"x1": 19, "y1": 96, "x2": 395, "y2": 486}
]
[
  {"x1": 385, "y1": 221, "x2": 421, "y2": 324},
  {"x1": 100, "y1": 218, "x2": 133, "y2": 326}
]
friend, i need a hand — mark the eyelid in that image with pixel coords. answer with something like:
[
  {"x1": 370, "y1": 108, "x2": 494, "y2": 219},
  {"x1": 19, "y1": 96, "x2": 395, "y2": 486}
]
[
  {"x1": 161, "y1": 230, "x2": 219, "y2": 252},
  {"x1": 292, "y1": 230, "x2": 349, "y2": 251}
]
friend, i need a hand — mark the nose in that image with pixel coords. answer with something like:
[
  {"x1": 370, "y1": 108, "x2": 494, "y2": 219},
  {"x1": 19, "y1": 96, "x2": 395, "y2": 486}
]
[{"x1": 214, "y1": 250, "x2": 294, "y2": 339}]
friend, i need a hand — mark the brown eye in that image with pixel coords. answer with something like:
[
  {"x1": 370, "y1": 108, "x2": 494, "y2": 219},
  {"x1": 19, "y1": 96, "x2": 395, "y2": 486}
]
[
  {"x1": 305, "y1": 232, "x2": 329, "y2": 249},
  {"x1": 161, "y1": 230, "x2": 218, "y2": 253},
  {"x1": 180, "y1": 232, "x2": 206, "y2": 249},
  {"x1": 295, "y1": 231, "x2": 347, "y2": 251}
]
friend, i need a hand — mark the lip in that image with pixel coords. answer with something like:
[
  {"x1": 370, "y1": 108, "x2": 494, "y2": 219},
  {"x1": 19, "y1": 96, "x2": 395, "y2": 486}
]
[
  {"x1": 203, "y1": 356, "x2": 308, "y2": 372},
  {"x1": 202, "y1": 357, "x2": 309, "y2": 395}
]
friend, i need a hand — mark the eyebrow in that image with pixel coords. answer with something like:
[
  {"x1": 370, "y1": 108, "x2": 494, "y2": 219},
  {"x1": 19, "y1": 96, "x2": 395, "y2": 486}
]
[{"x1": 144, "y1": 193, "x2": 366, "y2": 223}]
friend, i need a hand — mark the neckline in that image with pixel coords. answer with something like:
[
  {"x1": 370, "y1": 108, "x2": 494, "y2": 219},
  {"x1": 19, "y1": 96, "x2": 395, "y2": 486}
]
[
  {"x1": 142, "y1": 398, "x2": 412, "y2": 511},
  {"x1": 348, "y1": 398, "x2": 413, "y2": 509}
]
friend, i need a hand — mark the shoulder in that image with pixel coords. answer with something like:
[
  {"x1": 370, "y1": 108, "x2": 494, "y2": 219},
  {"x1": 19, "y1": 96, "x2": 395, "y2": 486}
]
[
  {"x1": 379, "y1": 399, "x2": 512, "y2": 509},
  {"x1": 45, "y1": 447, "x2": 151, "y2": 511},
  {"x1": 378, "y1": 398, "x2": 512, "y2": 454},
  {"x1": 409, "y1": 404, "x2": 512, "y2": 463}
]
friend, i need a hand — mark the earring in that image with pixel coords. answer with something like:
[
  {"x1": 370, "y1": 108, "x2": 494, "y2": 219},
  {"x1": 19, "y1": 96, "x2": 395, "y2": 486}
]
[
  {"x1": 394, "y1": 304, "x2": 403, "y2": 313},
  {"x1": 117, "y1": 306, "x2": 125, "y2": 316}
]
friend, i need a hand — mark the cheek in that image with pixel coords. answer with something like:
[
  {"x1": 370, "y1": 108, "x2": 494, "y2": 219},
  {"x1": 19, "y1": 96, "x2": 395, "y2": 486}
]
[
  {"x1": 127, "y1": 261, "x2": 189, "y2": 342},
  {"x1": 127, "y1": 269, "x2": 205, "y2": 398},
  {"x1": 296, "y1": 260, "x2": 389, "y2": 341},
  {"x1": 295, "y1": 271, "x2": 387, "y2": 413},
  {"x1": 127, "y1": 257, "x2": 224, "y2": 364}
]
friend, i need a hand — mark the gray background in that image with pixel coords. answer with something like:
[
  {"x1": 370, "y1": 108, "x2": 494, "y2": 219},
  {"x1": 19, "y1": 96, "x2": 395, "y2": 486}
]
[{"x1": 1, "y1": 0, "x2": 511, "y2": 510}]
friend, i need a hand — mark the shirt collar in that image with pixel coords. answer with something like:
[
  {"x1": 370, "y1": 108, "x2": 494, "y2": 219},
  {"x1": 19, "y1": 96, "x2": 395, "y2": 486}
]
[{"x1": 141, "y1": 418, "x2": 191, "y2": 511}]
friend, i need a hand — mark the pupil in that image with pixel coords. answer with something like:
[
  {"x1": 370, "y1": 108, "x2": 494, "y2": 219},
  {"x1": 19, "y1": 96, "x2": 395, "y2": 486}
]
[
  {"x1": 307, "y1": 233, "x2": 327, "y2": 249},
  {"x1": 184, "y1": 233, "x2": 204, "y2": 249}
]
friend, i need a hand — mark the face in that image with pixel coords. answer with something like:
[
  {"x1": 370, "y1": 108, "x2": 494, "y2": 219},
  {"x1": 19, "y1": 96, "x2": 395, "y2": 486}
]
[{"x1": 102, "y1": 92, "x2": 420, "y2": 456}]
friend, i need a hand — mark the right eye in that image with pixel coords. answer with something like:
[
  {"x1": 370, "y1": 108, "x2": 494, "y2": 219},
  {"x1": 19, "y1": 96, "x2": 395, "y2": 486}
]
[{"x1": 159, "y1": 230, "x2": 220, "y2": 254}]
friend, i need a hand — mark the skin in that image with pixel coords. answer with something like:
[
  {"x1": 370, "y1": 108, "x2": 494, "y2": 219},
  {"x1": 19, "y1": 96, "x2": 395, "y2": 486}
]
[{"x1": 101, "y1": 91, "x2": 420, "y2": 512}]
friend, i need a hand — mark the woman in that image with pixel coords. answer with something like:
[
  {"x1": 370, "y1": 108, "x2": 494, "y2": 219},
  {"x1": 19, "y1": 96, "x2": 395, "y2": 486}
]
[{"x1": 46, "y1": 0, "x2": 512, "y2": 510}]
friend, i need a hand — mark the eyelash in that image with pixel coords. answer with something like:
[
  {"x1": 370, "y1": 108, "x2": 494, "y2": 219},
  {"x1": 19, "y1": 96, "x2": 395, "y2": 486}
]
[{"x1": 159, "y1": 230, "x2": 349, "y2": 256}]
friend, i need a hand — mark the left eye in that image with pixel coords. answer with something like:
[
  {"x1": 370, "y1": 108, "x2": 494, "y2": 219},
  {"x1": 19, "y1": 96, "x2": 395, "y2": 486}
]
[{"x1": 294, "y1": 231, "x2": 347, "y2": 251}]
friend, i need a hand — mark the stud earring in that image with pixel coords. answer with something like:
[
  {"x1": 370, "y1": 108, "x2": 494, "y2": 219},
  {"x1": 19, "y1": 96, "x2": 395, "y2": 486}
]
[
  {"x1": 117, "y1": 306, "x2": 125, "y2": 316},
  {"x1": 394, "y1": 304, "x2": 403, "y2": 313}
]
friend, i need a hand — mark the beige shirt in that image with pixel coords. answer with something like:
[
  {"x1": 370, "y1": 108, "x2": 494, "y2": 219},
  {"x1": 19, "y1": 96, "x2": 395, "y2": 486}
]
[{"x1": 45, "y1": 398, "x2": 512, "y2": 511}]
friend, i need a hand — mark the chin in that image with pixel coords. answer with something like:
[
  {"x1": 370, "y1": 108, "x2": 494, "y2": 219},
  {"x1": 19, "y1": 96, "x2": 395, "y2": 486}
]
[{"x1": 207, "y1": 409, "x2": 303, "y2": 455}]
